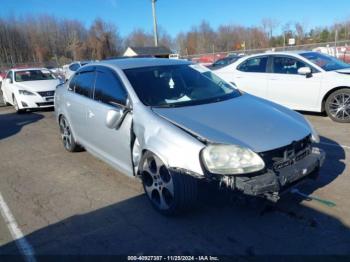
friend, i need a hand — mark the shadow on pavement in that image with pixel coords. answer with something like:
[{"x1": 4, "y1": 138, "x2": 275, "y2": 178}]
[
  {"x1": 301, "y1": 136, "x2": 346, "y2": 192},
  {"x1": 0, "y1": 135, "x2": 348, "y2": 257},
  {"x1": 0, "y1": 111, "x2": 44, "y2": 140}
]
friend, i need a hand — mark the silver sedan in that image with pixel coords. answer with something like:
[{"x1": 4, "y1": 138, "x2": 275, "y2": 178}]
[{"x1": 54, "y1": 58, "x2": 325, "y2": 215}]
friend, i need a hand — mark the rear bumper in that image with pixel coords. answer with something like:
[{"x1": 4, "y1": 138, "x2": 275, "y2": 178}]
[{"x1": 215, "y1": 147, "x2": 325, "y2": 200}]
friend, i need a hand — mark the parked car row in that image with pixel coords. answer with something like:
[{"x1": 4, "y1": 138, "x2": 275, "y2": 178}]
[{"x1": 2, "y1": 51, "x2": 348, "y2": 215}]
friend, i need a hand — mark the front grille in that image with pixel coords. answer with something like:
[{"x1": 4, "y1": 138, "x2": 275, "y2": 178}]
[
  {"x1": 38, "y1": 91, "x2": 55, "y2": 97},
  {"x1": 259, "y1": 135, "x2": 312, "y2": 171},
  {"x1": 36, "y1": 102, "x2": 54, "y2": 107}
]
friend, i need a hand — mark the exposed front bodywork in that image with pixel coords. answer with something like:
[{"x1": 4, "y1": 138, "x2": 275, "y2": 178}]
[{"x1": 140, "y1": 93, "x2": 325, "y2": 200}]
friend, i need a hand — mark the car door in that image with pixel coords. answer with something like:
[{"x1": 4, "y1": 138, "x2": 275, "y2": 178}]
[
  {"x1": 267, "y1": 55, "x2": 322, "y2": 111},
  {"x1": 85, "y1": 66, "x2": 133, "y2": 176},
  {"x1": 233, "y1": 56, "x2": 269, "y2": 99},
  {"x1": 65, "y1": 66, "x2": 96, "y2": 146}
]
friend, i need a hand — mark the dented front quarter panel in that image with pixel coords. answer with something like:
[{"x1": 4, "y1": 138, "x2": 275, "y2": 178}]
[{"x1": 132, "y1": 103, "x2": 206, "y2": 176}]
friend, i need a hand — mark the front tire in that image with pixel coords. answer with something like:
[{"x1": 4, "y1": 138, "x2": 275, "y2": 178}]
[
  {"x1": 13, "y1": 96, "x2": 24, "y2": 114},
  {"x1": 325, "y1": 88, "x2": 350, "y2": 123},
  {"x1": 59, "y1": 115, "x2": 80, "y2": 152},
  {"x1": 140, "y1": 151, "x2": 198, "y2": 215},
  {"x1": 1, "y1": 91, "x2": 9, "y2": 106}
]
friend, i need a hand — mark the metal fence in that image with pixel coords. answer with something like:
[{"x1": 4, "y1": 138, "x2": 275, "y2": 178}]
[{"x1": 183, "y1": 40, "x2": 350, "y2": 63}]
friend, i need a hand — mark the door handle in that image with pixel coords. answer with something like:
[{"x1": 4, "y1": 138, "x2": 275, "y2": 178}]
[
  {"x1": 88, "y1": 110, "x2": 95, "y2": 118},
  {"x1": 66, "y1": 102, "x2": 71, "y2": 107}
]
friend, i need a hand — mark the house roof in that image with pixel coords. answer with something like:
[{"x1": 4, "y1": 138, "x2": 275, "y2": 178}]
[{"x1": 128, "y1": 46, "x2": 172, "y2": 56}]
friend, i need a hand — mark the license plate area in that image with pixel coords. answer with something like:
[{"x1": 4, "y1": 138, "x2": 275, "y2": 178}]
[{"x1": 273, "y1": 147, "x2": 311, "y2": 171}]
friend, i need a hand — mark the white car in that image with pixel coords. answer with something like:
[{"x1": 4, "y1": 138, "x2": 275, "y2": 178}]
[
  {"x1": 62, "y1": 61, "x2": 90, "y2": 80},
  {"x1": 215, "y1": 51, "x2": 350, "y2": 123},
  {"x1": 1, "y1": 68, "x2": 61, "y2": 113}
]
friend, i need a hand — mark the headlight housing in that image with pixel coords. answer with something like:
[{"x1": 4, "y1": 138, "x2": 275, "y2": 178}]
[
  {"x1": 18, "y1": 90, "x2": 35, "y2": 96},
  {"x1": 304, "y1": 117, "x2": 320, "y2": 143},
  {"x1": 201, "y1": 144, "x2": 265, "y2": 175}
]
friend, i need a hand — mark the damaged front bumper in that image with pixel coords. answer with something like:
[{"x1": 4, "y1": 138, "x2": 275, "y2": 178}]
[{"x1": 212, "y1": 147, "x2": 326, "y2": 201}]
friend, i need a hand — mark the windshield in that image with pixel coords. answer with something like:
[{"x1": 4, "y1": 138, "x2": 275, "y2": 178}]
[
  {"x1": 15, "y1": 69, "x2": 55, "y2": 82},
  {"x1": 124, "y1": 64, "x2": 240, "y2": 107},
  {"x1": 300, "y1": 52, "x2": 350, "y2": 71}
]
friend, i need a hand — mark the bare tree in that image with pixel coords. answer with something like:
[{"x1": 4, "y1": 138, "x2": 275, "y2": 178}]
[{"x1": 261, "y1": 18, "x2": 280, "y2": 39}]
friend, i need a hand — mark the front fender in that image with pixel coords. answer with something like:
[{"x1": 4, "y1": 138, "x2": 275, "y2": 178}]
[{"x1": 133, "y1": 106, "x2": 205, "y2": 177}]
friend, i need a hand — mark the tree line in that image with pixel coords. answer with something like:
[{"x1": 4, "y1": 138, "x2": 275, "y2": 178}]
[{"x1": 1, "y1": 15, "x2": 350, "y2": 66}]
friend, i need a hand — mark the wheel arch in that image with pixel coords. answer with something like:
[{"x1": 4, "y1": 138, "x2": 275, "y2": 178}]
[{"x1": 321, "y1": 86, "x2": 350, "y2": 111}]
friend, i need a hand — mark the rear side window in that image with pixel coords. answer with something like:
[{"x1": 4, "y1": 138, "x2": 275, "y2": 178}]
[
  {"x1": 94, "y1": 68, "x2": 127, "y2": 106},
  {"x1": 237, "y1": 57, "x2": 268, "y2": 73},
  {"x1": 74, "y1": 71, "x2": 95, "y2": 97},
  {"x1": 69, "y1": 75, "x2": 76, "y2": 91},
  {"x1": 69, "y1": 63, "x2": 80, "y2": 71}
]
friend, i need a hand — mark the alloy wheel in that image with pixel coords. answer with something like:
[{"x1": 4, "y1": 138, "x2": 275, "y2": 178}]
[
  {"x1": 328, "y1": 93, "x2": 350, "y2": 121},
  {"x1": 141, "y1": 154, "x2": 174, "y2": 210},
  {"x1": 59, "y1": 117, "x2": 72, "y2": 150}
]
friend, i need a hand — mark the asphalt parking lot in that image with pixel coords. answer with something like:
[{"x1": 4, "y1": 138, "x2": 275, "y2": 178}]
[{"x1": 0, "y1": 103, "x2": 349, "y2": 256}]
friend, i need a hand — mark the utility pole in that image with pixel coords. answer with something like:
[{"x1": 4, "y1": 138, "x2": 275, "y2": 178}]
[
  {"x1": 335, "y1": 29, "x2": 338, "y2": 57},
  {"x1": 151, "y1": 0, "x2": 158, "y2": 47}
]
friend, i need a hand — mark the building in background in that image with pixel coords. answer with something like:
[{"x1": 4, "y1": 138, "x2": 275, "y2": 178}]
[{"x1": 123, "y1": 46, "x2": 172, "y2": 58}]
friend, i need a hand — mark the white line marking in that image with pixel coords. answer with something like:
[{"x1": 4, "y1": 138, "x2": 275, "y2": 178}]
[
  {"x1": 320, "y1": 142, "x2": 350, "y2": 150},
  {"x1": 0, "y1": 192, "x2": 36, "y2": 262}
]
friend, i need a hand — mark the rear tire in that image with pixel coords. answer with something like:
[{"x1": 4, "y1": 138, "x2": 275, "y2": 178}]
[
  {"x1": 325, "y1": 88, "x2": 350, "y2": 123},
  {"x1": 140, "y1": 151, "x2": 198, "y2": 215},
  {"x1": 59, "y1": 115, "x2": 80, "y2": 152}
]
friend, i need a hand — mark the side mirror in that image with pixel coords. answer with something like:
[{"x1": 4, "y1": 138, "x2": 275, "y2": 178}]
[
  {"x1": 105, "y1": 108, "x2": 125, "y2": 129},
  {"x1": 298, "y1": 67, "x2": 312, "y2": 77},
  {"x1": 5, "y1": 78, "x2": 12, "y2": 84}
]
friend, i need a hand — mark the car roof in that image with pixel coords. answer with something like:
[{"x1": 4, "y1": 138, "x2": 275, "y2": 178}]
[
  {"x1": 12, "y1": 67, "x2": 48, "y2": 72},
  {"x1": 249, "y1": 50, "x2": 312, "y2": 57},
  {"x1": 95, "y1": 58, "x2": 191, "y2": 70}
]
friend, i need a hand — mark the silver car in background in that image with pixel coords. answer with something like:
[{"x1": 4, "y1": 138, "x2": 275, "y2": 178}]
[{"x1": 55, "y1": 58, "x2": 325, "y2": 215}]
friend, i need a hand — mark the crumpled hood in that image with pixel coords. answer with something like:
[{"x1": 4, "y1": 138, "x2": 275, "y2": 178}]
[
  {"x1": 152, "y1": 94, "x2": 311, "y2": 152},
  {"x1": 14, "y1": 80, "x2": 60, "y2": 92}
]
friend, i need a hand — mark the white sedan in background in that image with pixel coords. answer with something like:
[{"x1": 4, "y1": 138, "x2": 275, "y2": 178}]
[
  {"x1": 215, "y1": 51, "x2": 350, "y2": 123},
  {"x1": 62, "y1": 61, "x2": 90, "y2": 80},
  {"x1": 1, "y1": 68, "x2": 61, "y2": 113}
]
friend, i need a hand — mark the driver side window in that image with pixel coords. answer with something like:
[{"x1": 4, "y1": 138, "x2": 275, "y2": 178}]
[{"x1": 272, "y1": 56, "x2": 308, "y2": 74}]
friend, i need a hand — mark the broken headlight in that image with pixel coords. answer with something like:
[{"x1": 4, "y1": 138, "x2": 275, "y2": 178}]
[{"x1": 201, "y1": 144, "x2": 265, "y2": 175}]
